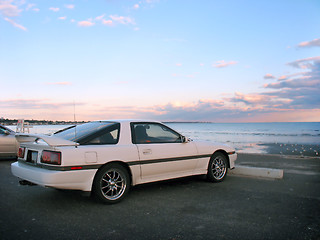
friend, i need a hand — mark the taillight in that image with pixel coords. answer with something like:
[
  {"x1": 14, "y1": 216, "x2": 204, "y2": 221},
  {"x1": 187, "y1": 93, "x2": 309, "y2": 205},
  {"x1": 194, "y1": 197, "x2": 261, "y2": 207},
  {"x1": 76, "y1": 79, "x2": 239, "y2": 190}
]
[
  {"x1": 41, "y1": 151, "x2": 61, "y2": 165},
  {"x1": 18, "y1": 147, "x2": 25, "y2": 158}
]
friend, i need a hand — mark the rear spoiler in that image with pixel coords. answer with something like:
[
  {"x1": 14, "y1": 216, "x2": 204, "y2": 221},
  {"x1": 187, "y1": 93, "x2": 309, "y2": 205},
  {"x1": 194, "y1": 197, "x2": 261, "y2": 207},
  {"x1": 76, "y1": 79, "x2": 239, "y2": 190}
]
[{"x1": 15, "y1": 133, "x2": 79, "y2": 147}]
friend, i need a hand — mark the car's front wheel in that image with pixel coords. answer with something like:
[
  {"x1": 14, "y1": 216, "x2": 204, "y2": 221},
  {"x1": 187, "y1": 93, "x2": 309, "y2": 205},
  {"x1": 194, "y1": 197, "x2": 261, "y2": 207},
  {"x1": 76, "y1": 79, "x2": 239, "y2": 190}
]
[
  {"x1": 93, "y1": 163, "x2": 130, "y2": 204},
  {"x1": 207, "y1": 152, "x2": 228, "y2": 182}
]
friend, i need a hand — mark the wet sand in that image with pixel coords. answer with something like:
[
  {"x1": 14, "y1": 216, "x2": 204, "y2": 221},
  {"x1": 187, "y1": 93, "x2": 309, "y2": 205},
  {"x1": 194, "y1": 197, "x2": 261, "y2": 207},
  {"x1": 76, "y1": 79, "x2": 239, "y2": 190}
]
[{"x1": 257, "y1": 143, "x2": 320, "y2": 157}]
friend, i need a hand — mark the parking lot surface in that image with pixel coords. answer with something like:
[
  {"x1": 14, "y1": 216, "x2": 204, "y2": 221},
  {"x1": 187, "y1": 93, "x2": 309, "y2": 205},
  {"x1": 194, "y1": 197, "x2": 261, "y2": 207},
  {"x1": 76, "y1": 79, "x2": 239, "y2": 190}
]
[{"x1": 1, "y1": 153, "x2": 319, "y2": 240}]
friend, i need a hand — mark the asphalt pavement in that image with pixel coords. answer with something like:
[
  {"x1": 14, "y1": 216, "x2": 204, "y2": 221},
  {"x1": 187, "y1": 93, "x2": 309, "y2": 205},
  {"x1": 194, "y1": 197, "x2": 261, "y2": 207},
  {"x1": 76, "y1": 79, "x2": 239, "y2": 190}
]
[{"x1": 0, "y1": 153, "x2": 319, "y2": 240}]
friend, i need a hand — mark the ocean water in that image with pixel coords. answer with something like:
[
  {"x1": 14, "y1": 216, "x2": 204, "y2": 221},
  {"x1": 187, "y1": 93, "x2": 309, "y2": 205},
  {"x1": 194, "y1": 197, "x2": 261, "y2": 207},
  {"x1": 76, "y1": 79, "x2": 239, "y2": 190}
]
[
  {"x1": 7, "y1": 122, "x2": 320, "y2": 154},
  {"x1": 166, "y1": 122, "x2": 320, "y2": 154}
]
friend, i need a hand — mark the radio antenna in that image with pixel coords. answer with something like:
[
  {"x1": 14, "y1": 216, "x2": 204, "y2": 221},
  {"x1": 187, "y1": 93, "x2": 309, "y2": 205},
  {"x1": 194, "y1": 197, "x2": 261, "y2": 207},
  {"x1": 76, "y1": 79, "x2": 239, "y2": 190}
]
[{"x1": 73, "y1": 100, "x2": 77, "y2": 142}]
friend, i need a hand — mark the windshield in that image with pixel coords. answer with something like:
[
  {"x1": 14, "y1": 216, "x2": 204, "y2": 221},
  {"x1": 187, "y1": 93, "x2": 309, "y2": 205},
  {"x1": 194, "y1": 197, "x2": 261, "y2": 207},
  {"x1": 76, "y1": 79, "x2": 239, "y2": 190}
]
[{"x1": 54, "y1": 121, "x2": 116, "y2": 143}]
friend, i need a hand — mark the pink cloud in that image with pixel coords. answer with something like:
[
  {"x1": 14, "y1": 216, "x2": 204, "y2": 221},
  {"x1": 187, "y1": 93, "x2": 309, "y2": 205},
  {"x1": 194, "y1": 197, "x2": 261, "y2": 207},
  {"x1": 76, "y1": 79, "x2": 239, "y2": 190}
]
[
  {"x1": 109, "y1": 15, "x2": 135, "y2": 25},
  {"x1": 278, "y1": 72, "x2": 308, "y2": 81},
  {"x1": 65, "y1": 4, "x2": 75, "y2": 9},
  {"x1": 227, "y1": 92, "x2": 272, "y2": 107},
  {"x1": 288, "y1": 56, "x2": 320, "y2": 69},
  {"x1": 4, "y1": 17, "x2": 27, "y2": 31},
  {"x1": 297, "y1": 38, "x2": 320, "y2": 48},
  {"x1": 95, "y1": 14, "x2": 105, "y2": 21},
  {"x1": 213, "y1": 60, "x2": 237, "y2": 68},
  {"x1": 264, "y1": 78, "x2": 318, "y2": 89},
  {"x1": 49, "y1": 7, "x2": 59, "y2": 12},
  {"x1": 78, "y1": 20, "x2": 95, "y2": 27},
  {"x1": 46, "y1": 82, "x2": 72, "y2": 86},
  {"x1": 25, "y1": 3, "x2": 35, "y2": 11},
  {"x1": 0, "y1": 0, "x2": 22, "y2": 17},
  {"x1": 264, "y1": 73, "x2": 275, "y2": 79},
  {"x1": 0, "y1": 99, "x2": 81, "y2": 110},
  {"x1": 102, "y1": 19, "x2": 113, "y2": 26}
]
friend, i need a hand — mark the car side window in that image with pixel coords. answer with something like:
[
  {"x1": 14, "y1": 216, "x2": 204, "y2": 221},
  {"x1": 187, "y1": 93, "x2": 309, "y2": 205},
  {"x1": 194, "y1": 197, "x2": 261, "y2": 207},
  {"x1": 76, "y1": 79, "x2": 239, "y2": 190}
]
[
  {"x1": 132, "y1": 123, "x2": 182, "y2": 144},
  {"x1": 83, "y1": 125, "x2": 119, "y2": 145}
]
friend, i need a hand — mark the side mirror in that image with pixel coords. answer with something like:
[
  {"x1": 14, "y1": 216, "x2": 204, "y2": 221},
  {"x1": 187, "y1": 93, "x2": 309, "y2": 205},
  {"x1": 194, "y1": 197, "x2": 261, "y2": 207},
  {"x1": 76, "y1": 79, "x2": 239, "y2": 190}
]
[{"x1": 181, "y1": 136, "x2": 191, "y2": 143}]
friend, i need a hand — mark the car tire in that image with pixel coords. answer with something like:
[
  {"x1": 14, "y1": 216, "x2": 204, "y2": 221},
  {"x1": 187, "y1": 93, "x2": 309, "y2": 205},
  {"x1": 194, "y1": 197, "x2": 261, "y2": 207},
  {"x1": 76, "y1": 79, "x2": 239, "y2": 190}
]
[
  {"x1": 207, "y1": 152, "x2": 228, "y2": 182},
  {"x1": 93, "y1": 163, "x2": 130, "y2": 204}
]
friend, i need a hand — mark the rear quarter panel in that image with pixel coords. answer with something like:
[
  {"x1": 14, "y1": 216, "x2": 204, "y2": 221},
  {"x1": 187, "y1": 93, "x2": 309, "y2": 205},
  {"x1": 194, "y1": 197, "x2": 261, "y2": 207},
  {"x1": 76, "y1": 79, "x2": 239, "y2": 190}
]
[{"x1": 58, "y1": 144, "x2": 141, "y2": 185}]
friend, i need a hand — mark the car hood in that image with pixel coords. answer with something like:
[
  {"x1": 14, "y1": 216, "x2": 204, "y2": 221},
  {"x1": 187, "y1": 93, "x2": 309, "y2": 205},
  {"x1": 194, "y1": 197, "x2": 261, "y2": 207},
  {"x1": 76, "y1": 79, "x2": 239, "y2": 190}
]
[{"x1": 15, "y1": 133, "x2": 79, "y2": 147}]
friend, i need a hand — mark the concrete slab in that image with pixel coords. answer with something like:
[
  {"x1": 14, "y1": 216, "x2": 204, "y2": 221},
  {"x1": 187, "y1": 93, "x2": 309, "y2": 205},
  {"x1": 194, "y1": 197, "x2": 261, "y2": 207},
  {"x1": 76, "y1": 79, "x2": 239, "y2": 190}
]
[{"x1": 230, "y1": 165, "x2": 284, "y2": 179}]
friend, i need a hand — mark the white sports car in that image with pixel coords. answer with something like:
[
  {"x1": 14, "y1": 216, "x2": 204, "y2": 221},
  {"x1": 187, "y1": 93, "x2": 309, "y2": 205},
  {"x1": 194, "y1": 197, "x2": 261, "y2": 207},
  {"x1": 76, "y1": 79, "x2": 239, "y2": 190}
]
[{"x1": 11, "y1": 120, "x2": 237, "y2": 204}]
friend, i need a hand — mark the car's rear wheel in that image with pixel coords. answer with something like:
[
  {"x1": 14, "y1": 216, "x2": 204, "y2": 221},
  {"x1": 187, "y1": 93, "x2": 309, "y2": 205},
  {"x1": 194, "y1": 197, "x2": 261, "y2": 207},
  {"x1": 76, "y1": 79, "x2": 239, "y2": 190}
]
[
  {"x1": 207, "y1": 152, "x2": 228, "y2": 182},
  {"x1": 93, "y1": 163, "x2": 130, "y2": 204}
]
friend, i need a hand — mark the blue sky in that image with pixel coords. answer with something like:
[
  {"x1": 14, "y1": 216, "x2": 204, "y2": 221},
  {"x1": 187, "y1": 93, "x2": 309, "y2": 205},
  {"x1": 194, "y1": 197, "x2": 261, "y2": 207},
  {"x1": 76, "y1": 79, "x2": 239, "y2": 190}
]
[{"x1": 1, "y1": 0, "x2": 320, "y2": 122}]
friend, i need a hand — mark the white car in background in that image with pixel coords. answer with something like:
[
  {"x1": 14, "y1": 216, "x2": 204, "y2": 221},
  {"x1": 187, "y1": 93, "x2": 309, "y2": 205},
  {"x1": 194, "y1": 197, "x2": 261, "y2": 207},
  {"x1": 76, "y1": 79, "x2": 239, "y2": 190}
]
[
  {"x1": 11, "y1": 120, "x2": 237, "y2": 204},
  {"x1": 0, "y1": 124, "x2": 18, "y2": 159}
]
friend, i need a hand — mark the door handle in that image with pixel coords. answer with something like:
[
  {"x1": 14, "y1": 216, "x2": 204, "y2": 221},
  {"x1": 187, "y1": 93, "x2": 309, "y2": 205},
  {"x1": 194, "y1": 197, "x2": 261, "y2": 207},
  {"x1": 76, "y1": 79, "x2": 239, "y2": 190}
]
[{"x1": 142, "y1": 149, "x2": 152, "y2": 155}]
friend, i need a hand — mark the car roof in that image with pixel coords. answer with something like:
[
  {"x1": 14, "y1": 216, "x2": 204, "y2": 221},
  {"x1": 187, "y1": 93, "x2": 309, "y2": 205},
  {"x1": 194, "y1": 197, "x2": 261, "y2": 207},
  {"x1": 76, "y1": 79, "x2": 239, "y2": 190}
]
[{"x1": 94, "y1": 119, "x2": 162, "y2": 124}]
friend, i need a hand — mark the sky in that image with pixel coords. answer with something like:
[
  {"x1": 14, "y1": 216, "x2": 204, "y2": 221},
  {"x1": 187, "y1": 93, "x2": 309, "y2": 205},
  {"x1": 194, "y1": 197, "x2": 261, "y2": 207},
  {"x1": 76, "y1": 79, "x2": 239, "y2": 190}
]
[{"x1": 1, "y1": 0, "x2": 320, "y2": 122}]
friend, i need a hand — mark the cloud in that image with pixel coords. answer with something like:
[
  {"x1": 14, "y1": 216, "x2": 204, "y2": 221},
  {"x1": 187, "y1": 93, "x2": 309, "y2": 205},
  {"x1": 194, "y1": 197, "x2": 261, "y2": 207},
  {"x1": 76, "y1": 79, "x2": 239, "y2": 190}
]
[
  {"x1": 25, "y1": 3, "x2": 35, "y2": 11},
  {"x1": 287, "y1": 56, "x2": 320, "y2": 69},
  {"x1": 95, "y1": 14, "x2": 105, "y2": 21},
  {"x1": 133, "y1": 4, "x2": 139, "y2": 9},
  {"x1": 0, "y1": 99, "x2": 82, "y2": 110},
  {"x1": 94, "y1": 14, "x2": 135, "y2": 26},
  {"x1": 0, "y1": 0, "x2": 22, "y2": 17},
  {"x1": 78, "y1": 20, "x2": 95, "y2": 27},
  {"x1": 264, "y1": 77, "x2": 320, "y2": 89},
  {"x1": 4, "y1": 17, "x2": 26, "y2": 31},
  {"x1": 49, "y1": 7, "x2": 59, "y2": 12},
  {"x1": 109, "y1": 15, "x2": 135, "y2": 25},
  {"x1": 264, "y1": 73, "x2": 275, "y2": 79},
  {"x1": 213, "y1": 60, "x2": 237, "y2": 68},
  {"x1": 65, "y1": 4, "x2": 75, "y2": 9},
  {"x1": 102, "y1": 19, "x2": 113, "y2": 26},
  {"x1": 262, "y1": 58, "x2": 320, "y2": 110},
  {"x1": 136, "y1": 97, "x2": 294, "y2": 122},
  {"x1": 277, "y1": 72, "x2": 308, "y2": 81},
  {"x1": 145, "y1": 0, "x2": 160, "y2": 4},
  {"x1": 297, "y1": 38, "x2": 320, "y2": 48},
  {"x1": 227, "y1": 92, "x2": 271, "y2": 106},
  {"x1": 58, "y1": 16, "x2": 66, "y2": 20},
  {"x1": 46, "y1": 82, "x2": 72, "y2": 86},
  {"x1": 144, "y1": 56, "x2": 320, "y2": 121},
  {"x1": 264, "y1": 77, "x2": 318, "y2": 89}
]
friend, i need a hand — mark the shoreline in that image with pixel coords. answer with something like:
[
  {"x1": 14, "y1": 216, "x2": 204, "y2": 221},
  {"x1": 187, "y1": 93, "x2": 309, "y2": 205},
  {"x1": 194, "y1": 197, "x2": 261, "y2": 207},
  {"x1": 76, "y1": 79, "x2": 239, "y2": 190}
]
[
  {"x1": 257, "y1": 142, "x2": 320, "y2": 157},
  {"x1": 234, "y1": 142, "x2": 320, "y2": 158}
]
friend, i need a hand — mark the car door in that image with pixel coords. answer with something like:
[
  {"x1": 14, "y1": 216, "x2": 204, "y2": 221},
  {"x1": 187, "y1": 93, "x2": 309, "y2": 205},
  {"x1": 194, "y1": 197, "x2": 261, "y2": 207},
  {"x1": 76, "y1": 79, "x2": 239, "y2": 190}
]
[
  {"x1": 0, "y1": 126, "x2": 17, "y2": 158},
  {"x1": 131, "y1": 122, "x2": 198, "y2": 180}
]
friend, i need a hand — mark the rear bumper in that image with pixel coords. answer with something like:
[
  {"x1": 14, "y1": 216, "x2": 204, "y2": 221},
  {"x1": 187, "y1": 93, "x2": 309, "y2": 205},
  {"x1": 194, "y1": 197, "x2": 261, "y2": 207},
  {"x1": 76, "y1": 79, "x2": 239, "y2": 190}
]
[{"x1": 11, "y1": 161, "x2": 96, "y2": 192}]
